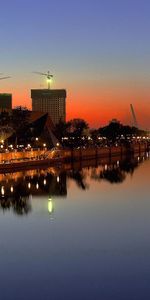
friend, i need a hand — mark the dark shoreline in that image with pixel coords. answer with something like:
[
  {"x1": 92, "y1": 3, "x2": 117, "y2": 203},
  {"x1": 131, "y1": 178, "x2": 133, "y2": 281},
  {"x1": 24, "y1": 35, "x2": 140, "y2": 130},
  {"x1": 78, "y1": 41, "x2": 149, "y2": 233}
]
[{"x1": 0, "y1": 143, "x2": 148, "y2": 173}]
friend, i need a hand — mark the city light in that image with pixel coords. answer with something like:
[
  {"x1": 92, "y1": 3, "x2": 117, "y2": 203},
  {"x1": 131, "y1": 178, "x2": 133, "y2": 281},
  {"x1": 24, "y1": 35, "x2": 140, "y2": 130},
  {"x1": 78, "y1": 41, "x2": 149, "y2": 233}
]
[
  {"x1": 1, "y1": 186, "x2": 4, "y2": 196},
  {"x1": 47, "y1": 78, "x2": 51, "y2": 83}
]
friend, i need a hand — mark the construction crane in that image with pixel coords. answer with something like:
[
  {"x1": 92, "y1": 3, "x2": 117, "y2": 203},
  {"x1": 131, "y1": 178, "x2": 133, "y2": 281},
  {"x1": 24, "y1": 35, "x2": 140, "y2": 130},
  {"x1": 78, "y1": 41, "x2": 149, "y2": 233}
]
[
  {"x1": 0, "y1": 73, "x2": 11, "y2": 81},
  {"x1": 33, "y1": 71, "x2": 53, "y2": 89},
  {"x1": 130, "y1": 104, "x2": 138, "y2": 128}
]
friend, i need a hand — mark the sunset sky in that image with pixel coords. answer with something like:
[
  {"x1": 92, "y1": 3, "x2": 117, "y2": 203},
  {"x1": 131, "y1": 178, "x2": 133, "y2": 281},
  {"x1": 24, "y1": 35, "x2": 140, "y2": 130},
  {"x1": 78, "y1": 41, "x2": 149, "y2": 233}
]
[{"x1": 0, "y1": 0, "x2": 150, "y2": 129}]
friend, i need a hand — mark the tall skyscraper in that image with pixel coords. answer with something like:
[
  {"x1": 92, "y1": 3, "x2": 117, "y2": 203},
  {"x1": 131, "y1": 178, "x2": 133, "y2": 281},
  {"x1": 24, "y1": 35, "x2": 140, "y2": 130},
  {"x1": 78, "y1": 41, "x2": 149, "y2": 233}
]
[
  {"x1": 31, "y1": 89, "x2": 66, "y2": 125},
  {"x1": 0, "y1": 93, "x2": 12, "y2": 111}
]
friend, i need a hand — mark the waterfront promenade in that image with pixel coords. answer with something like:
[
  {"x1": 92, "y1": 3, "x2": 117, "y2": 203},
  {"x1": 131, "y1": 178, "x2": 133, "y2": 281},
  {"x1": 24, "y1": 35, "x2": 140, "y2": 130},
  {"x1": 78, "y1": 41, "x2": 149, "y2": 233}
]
[{"x1": 0, "y1": 142, "x2": 149, "y2": 172}]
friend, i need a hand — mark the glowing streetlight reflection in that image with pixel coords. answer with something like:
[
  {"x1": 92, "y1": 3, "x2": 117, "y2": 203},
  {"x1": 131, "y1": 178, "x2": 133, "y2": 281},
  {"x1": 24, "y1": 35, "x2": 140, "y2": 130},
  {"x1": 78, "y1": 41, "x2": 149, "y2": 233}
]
[{"x1": 48, "y1": 197, "x2": 54, "y2": 214}]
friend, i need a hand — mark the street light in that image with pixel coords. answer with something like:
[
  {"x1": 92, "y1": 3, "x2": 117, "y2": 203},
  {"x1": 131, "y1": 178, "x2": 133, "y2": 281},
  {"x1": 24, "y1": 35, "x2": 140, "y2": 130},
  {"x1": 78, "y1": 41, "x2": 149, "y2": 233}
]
[
  {"x1": 1, "y1": 186, "x2": 4, "y2": 196},
  {"x1": 10, "y1": 186, "x2": 13, "y2": 193}
]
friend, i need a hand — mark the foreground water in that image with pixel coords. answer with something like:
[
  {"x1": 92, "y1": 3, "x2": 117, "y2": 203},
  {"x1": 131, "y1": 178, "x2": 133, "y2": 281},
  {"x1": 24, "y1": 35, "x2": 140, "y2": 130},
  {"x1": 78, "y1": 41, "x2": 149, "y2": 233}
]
[{"x1": 0, "y1": 154, "x2": 149, "y2": 300}]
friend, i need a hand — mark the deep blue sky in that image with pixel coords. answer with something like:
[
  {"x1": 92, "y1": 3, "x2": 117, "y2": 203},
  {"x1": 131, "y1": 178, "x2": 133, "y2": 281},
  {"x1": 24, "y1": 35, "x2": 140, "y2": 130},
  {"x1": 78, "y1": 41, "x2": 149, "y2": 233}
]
[{"x1": 0, "y1": 0, "x2": 150, "y2": 127}]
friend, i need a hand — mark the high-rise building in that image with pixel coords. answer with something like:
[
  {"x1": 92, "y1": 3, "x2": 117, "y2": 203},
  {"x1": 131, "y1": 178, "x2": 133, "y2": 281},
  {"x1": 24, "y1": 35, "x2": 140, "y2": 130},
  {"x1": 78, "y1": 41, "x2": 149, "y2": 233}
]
[
  {"x1": 0, "y1": 93, "x2": 12, "y2": 111},
  {"x1": 31, "y1": 89, "x2": 66, "y2": 125}
]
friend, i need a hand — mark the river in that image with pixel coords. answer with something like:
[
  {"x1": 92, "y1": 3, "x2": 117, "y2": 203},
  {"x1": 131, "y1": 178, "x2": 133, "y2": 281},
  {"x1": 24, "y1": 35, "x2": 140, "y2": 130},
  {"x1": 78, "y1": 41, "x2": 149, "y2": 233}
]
[{"x1": 0, "y1": 154, "x2": 149, "y2": 300}]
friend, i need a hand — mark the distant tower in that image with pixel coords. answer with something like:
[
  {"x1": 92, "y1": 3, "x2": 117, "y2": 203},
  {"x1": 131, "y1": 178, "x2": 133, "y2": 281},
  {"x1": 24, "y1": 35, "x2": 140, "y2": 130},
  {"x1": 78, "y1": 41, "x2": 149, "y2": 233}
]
[
  {"x1": 130, "y1": 104, "x2": 138, "y2": 128},
  {"x1": 31, "y1": 89, "x2": 66, "y2": 125},
  {"x1": 0, "y1": 93, "x2": 12, "y2": 112}
]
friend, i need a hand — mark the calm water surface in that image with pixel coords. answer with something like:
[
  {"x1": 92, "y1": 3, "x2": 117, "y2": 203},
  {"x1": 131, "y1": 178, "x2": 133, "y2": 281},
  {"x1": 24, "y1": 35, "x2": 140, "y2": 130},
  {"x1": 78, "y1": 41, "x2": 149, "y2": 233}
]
[{"x1": 0, "y1": 155, "x2": 149, "y2": 300}]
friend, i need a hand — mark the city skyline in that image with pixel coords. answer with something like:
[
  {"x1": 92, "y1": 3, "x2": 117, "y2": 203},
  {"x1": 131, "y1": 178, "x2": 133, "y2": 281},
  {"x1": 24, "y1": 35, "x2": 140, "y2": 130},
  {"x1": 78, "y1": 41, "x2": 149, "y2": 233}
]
[{"x1": 1, "y1": 0, "x2": 150, "y2": 128}]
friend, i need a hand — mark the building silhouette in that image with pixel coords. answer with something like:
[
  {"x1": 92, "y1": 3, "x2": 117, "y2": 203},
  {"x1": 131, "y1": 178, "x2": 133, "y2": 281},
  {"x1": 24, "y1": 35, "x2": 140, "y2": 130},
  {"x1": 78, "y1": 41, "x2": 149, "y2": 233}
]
[
  {"x1": 0, "y1": 93, "x2": 12, "y2": 111},
  {"x1": 31, "y1": 89, "x2": 66, "y2": 125},
  {"x1": 7, "y1": 110, "x2": 59, "y2": 148}
]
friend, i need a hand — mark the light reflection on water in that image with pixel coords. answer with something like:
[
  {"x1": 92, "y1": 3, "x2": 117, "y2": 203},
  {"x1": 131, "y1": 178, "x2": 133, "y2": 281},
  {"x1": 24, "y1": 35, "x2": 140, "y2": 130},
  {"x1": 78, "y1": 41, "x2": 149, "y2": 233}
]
[{"x1": 0, "y1": 154, "x2": 149, "y2": 299}]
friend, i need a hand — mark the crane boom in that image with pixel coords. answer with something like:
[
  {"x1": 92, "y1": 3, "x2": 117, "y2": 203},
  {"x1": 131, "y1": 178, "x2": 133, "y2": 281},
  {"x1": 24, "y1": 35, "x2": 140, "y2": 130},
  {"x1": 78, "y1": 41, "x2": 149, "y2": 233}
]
[
  {"x1": 0, "y1": 76, "x2": 11, "y2": 80},
  {"x1": 130, "y1": 104, "x2": 138, "y2": 128},
  {"x1": 33, "y1": 70, "x2": 53, "y2": 89}
]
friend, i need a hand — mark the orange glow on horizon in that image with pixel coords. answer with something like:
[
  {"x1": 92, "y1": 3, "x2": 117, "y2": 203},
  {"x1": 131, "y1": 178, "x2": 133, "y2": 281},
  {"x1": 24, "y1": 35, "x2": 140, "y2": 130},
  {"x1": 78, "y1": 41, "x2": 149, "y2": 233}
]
[
  {"x1": 1, "y1": 84, "x2": 149, "y2": 129},
  {"x1": 66, "y1": 86, "x2": 150, "y2": 129}
]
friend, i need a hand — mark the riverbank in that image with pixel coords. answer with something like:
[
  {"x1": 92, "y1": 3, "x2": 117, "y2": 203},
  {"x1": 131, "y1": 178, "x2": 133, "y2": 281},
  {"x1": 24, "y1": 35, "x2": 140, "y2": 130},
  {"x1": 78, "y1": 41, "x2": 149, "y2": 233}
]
[{"x1": 0, "y1": 142, "x2": 149, "y2": 173}]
